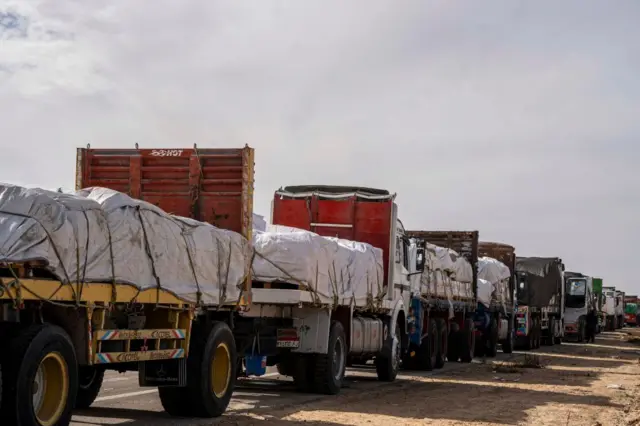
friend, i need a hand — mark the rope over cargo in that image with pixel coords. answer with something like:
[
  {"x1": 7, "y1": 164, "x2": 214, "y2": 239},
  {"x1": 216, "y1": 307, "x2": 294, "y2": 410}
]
[{"x1": 0, "y1": 184, "x2": 252, "y2": 308}]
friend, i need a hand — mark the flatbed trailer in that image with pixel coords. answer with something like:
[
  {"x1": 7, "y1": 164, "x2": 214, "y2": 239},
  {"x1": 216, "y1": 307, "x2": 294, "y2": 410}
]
[
  {"x1": 0, "y1": 145, "x2": 255, "y2": 425},
  {"x1": 405, "y1": 231, "x2": 478, "y2": 368}
]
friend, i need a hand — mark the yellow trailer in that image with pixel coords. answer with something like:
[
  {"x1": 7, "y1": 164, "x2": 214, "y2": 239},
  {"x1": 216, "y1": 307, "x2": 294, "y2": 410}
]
[{"x1": 0, "y1": 145, "x2": 254, "y2": 426}]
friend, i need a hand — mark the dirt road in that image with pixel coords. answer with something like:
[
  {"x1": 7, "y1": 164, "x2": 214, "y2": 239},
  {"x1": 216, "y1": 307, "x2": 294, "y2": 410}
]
[{"x1": 72, "y1": 330, "x2": 640, "y2": 425}]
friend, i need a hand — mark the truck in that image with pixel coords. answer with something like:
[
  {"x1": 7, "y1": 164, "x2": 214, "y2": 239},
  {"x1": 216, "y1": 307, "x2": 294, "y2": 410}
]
[
  {"x1": 0, "y1": 145, "x2": 256, "y2": 425},
  {"x1": 514, "y1": 257, "x2": 565, "y2": 349},
  {"x1": 477, "y1": 242, "x2": 517, "y2": 354},
  {"x1": 403, "y1": 231, "x2": 478, "y2": 369},
  {"x1": 602, "y1": 286, "x2": 617, "y2": 330},
  {"x1": 234, "y1": 185, "x2": 423, "y2": 393},
  {"x1": 624, "y1": 295, "x2": 638, "y2": 326},
  {"x1": 615, "y1": 290, "x2": 626, "y2": 329},
  {"x1": 592, "y1": 278, "x2": 604, "y2": 333},
  {"x1": 562, "y1": 272, "x2": 593, "y2": 342}
]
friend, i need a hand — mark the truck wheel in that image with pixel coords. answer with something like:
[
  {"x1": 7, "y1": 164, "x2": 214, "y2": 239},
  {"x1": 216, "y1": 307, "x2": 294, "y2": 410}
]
[
  {"x1": 459, "y1": 319, "x2": 475, "y2": 363},
  {"x1": 577, "y1": 318, "x2": 585, "y2": 343},
  {"x1": 376, "y1": 323, "x2": 401, "y2": 382},
  {"x1": 434, "y1": 319, "x2": 447, "y2": 369},
  {"x1": 292, "y1": 355, "x2": 315, "y2": 392},
  {"x1": 475, "y1": 334, "x2": 486, "y2": 358},
  {"x1": 502, "y1": 319, "x2": 514, "y2": 354},
  {"x1": 0, "y1": 324, "x2": 78, "y2": 426},
  {"x1": 525, "y1": 325, "x2": 534, "y2": 350},
  {"x1": 159, "y1": 321, "x2": 236, "y2": 418},
  {"x1": 486, "y1": 318, "x2": 498, "y2": 358},
  {"x1": 315, "y1": 321, "x2": 347, "y2": 394},
  {"x1": 554, "y1": 321, "x2": 563, "y2": 345},
  {"x1": 417, "y1": 319, "x2": 438, "y2": 371},
  {"x1": 535, "y1": 318, "x2": 542, "y2": 349},
  {"x1": 75, "y1": 366, "x2": 105, "y2": 409},
  {"x1": 546, "y1": 318, "x2": 556, "y2": 346},
  {"x1": 447, "y1": 323, "x2": 460, "y2": 362}
]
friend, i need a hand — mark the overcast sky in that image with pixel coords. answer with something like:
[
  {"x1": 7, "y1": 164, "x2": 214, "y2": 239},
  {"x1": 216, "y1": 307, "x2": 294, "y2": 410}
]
[{"x1": 1, "y1": 1, "x2": 638, "y2": 292}]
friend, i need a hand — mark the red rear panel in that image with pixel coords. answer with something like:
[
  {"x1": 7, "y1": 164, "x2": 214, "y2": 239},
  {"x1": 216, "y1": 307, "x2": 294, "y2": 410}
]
[
  {"x1": 272, "y1": 187, "x2": 394, "y2": 285},
  {"x1": 76, "y1": 146, "x2": 255, "y2": 239}
]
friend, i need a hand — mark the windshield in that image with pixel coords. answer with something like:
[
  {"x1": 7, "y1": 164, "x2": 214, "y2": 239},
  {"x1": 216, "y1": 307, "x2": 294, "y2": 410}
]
[
  {"x1": 565, "y1": 279, "x2": 587, "y2": 308},
  {"x1": 566, "y1": 279, "x2": 586, "y2": 296}
]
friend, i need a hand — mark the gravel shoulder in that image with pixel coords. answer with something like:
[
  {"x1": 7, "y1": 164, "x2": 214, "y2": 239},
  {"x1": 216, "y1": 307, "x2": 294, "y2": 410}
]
[{"x1": 225, "y1": 330, "x2": 640, "y2": 426}]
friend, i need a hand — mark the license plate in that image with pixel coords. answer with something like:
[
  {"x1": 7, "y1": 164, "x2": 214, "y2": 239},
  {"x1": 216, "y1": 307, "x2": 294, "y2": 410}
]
[
  {"x1": 276, "y1": 340, "x2": 300, "y2": 348},
  {"x1": 276, "y1": 328, "x2": 299, "y2": 349}
]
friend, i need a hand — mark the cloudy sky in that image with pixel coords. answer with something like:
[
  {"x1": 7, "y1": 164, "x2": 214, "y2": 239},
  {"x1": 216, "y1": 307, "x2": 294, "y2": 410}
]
[{"x1": 1, "y1": 1, "x2": 638, "y2": 292}]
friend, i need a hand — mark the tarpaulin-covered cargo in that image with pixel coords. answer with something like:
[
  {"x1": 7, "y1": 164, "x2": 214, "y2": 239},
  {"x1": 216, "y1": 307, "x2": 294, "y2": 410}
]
[
  {"x1": 515, "y1": 256, "x2": 564, "y2": 310},
  {"x1": 0, "y1": 184, "x2": 252, "y2": 306},
  {"x1": 418, "y1": 242, "x2": 474, "y2": 301},
  {"x1": 406, "y1": 231, "x2": 477, "y2": 317},
  {"x1": 251, "y1": 225, "x2": 384, "y2": 308},
  {"x1": 478, "y1": 256, "x2": 511, "y2": 311}
]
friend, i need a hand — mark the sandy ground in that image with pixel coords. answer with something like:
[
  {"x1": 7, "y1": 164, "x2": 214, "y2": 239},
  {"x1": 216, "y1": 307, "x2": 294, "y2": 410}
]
[
  {"x1": 72, "y1": 329, "x2": 640, "y2": 426},
  {"x1": 222, "y1": 330, "x2": 640, "y2": 426}
]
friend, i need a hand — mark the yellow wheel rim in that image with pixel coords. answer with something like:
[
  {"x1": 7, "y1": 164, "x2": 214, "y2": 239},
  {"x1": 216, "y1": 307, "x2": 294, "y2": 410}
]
[
  {"x1": 33, "y1": 352, "x2": 69, "y2": 426},
  {"x1": 210, "y1": 343, "x2": 231, "y2": 398}
]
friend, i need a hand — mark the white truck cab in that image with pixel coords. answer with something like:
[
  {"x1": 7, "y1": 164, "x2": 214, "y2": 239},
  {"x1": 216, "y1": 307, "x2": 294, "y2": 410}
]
[{"x1": 563, "y1": 274, "x2": 593, "y2": 341}]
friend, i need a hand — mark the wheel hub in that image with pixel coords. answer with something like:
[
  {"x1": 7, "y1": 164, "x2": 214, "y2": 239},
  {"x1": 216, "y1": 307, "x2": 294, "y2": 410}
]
[{"x1": 33, "y1": 352, "x2": 69, "y2": 426}]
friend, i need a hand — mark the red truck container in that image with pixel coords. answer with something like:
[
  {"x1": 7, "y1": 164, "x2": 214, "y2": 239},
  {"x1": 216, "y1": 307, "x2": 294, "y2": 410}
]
[
  {"x1": 76, "y1": 144, "x2": 255, "y2": 238},
  {"x1": 272, "y1": 185, "x2": 395, "y2": 288}
]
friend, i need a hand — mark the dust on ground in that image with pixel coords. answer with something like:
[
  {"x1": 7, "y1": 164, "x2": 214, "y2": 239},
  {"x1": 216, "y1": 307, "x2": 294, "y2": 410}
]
[{"x1": 221, "y1": 329, "x2": 640, "y2": 426}]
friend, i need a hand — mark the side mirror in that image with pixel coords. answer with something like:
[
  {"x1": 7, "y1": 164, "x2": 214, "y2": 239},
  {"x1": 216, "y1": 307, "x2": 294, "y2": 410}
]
[{"x1": 416, "y1": 247, "x2": 426, "y2": 272}]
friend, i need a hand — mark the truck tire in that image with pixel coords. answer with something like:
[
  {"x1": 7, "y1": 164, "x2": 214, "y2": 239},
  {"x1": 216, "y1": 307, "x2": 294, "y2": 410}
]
[
  {"x1": 376, "y1": 322, "x2": 401, "y2": 382},
  {"x1": 525, "y1": 323, "x2": 534, "y2": 350},
  {"x1": 417, "y1": 319, "x2": 438, "y2": 371},
  {"x1": 546, "y1": 318, "x2": 555, "y2": 346},
  {"x1": 502, "y1": 318, "x2": 514, "y2": 354},
  {"x1": 75, "y1": 366, "x2": 105, "y2": 409},
  {"x1": 554, "y1": 323, "x2": 563, "y2": 345},
  {"x1": 486, "y1": 318, "x2": 499, "y2": 358},
  {"x1": 577, "y1": 318, "x2": 585, "y2": 343},
  {"x1": 159, "y1": 321, "x2": 236, "y2": 418},
  {"x1": 459, "y1": 319, "x2": 475, "y2": 363},
  {"x1": 447, "y1": 322, "x2": 460, "y2": 362},
  {"x1": 0, "y1": 324, "x2": 78, "y2": 426},
  {"x1": 534, "y1": 318, "x2": 542, "y2": 349},
  {"x1": 292, "y1": 355, "x2": 315, "y2": 392},
  {"x1": 434, "y1": 319, "x2": 447, "y2": 369},
  {"x1": 315, "y1": 321, "x2": 347, "y2": 394}
]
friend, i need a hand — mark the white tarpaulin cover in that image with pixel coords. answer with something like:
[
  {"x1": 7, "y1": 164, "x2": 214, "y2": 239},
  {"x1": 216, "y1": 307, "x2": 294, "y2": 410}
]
[
  {"x1": 251, "y1": 225, "x2": 384, "y2": 308},
  {"x1": 0, "y1": 184, "x2": 252, "y2": 305},
  {"x1": 412, "y1": 242, "x2": 474, "y2": 318},
  {"x1": 478, "y1": 256, "x2": 512, "y2": 311},
  {"x1": 477, "y1": 278, "x2": 492, "y2": 308}
]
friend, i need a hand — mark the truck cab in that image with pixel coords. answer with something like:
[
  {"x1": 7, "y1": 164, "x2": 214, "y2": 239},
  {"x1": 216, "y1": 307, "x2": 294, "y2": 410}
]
[{"x1": 563, "y1": 272, "x2": 593, "y2": 341}]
